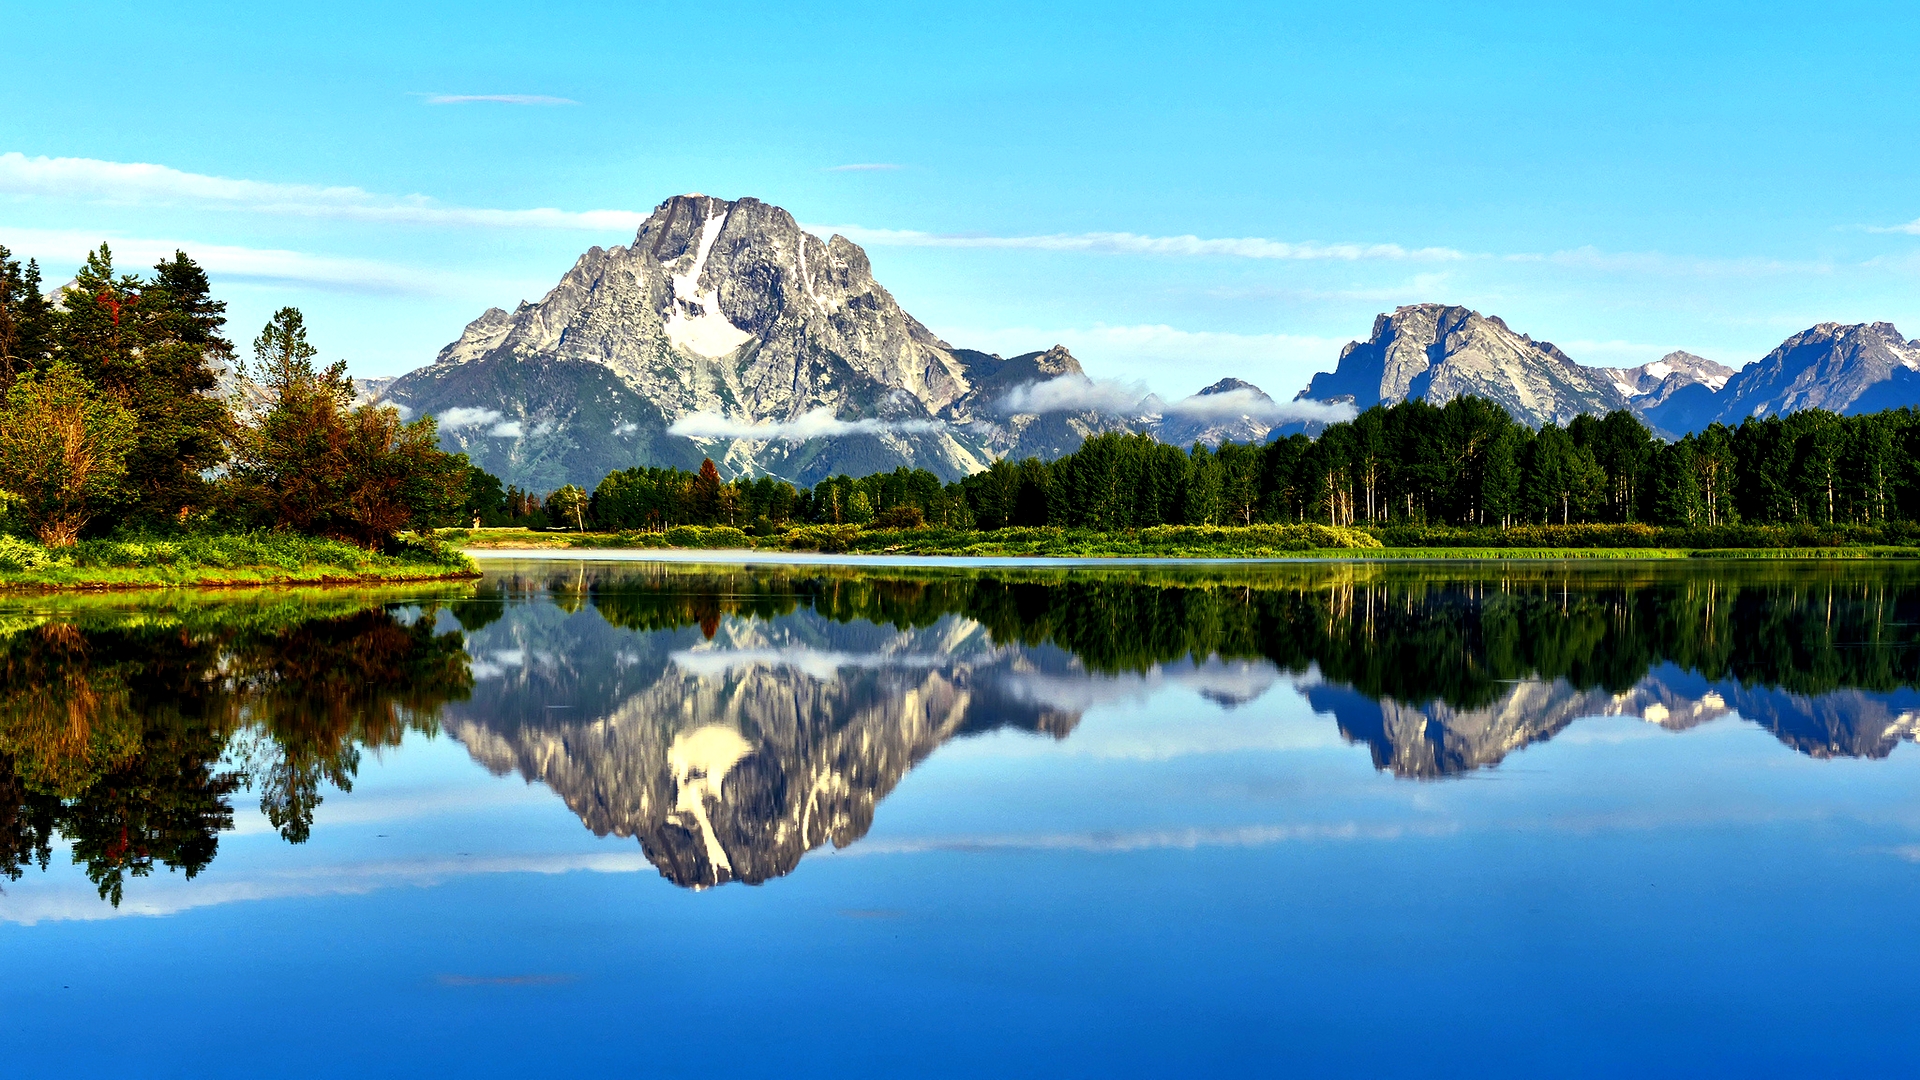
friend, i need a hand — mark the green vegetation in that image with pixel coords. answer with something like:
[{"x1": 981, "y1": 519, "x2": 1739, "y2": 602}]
[
  {"x1": 0, "y1": 532, "x2": 474, "y2": 590},
  {"x1": 0, "y1": 587, "x2": 476, "y2": 901},
  {"x1": 478, "y1": 395, "x2": 1920, "y2": 559},
  {"x1": 0, "y1": 243, "x2": 477, "y2": 589}
]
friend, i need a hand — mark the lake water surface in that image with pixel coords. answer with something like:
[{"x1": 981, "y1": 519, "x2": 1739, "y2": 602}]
[{"x1": 6, "y1": 557, "x2": 1920, "y2": 1077}]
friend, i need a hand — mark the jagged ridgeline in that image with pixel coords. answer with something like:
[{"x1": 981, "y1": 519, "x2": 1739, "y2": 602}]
[
  {"x1": 368, "y1": 198, "x2": 1920, "y2": 495},
  {"x1": 10, "y1": 564, "x2": 1920, "y2": 901},
  {"x1": 376, "y1": 195, "x2": 1127, "y2": 490}
]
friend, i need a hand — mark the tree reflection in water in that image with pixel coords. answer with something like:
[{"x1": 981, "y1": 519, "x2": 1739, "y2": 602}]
[
  {"x1": 0, "y1": 590, "x2": 473, "y2": 904},
  {"x1": 6, "y1": 562, "x2": 1920, "y2": 900}
]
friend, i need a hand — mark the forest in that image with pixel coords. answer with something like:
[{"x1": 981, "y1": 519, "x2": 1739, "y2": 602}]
[
  {"x1": 0, "y1": 241, "x2": 470, "y2": 566},
  {"x1": 531, "y1": 394, "x2": 1920, "y2": 537}
]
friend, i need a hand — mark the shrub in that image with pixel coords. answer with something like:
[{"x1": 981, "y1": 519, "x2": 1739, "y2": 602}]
[{"x1": 870, "y1": 505, "x2": 926, "y2": 531}]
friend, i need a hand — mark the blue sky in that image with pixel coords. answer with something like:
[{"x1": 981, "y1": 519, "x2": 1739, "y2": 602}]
[{"x1": 4, "y1": 0, "x2": 1918, "y2": 397}]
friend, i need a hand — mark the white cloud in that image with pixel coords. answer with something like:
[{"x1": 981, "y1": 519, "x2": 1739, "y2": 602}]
[
  {"x1": 955, "y1": 324, "x2": 1350, "y2": 402},
  {"x1": 0, "y1": 152, "x2": 645, "y2": 231},
  {"x1": 838, "y1": 820, "x2": 1457, "y2": 857},
  {"x1": 807, "y1": 223, "x2": 1470, "y2": 262},
  {"x1": 490, "y1": 420, "x2": 525, "y2": 437},
  {"x1": 1511, "y1": 246, "x2": 1827, "y2": 277},
  {"x1": 0, "y1": 851, "x2": 650, "y2": 925},
  {"x1": 1866, "y1": 218, "x2": 1920, "y2": 236},
  {"x1": 424, "y1": 94, "x2": 577, "y2": 106},
  {"x1": 0, "y1": 226, "x2": 453, "y2": 295},
  {"x1": 996, "y1": 374, "x2": 1149, "y2": 415},
  {"x1": 612, "y1": 421, "x2": 638, "y2": 435},
  {"x1": 668, "y1": 407, "x2": 942, "y2": 441},
  {"x1": 1162, "y1": 387, "x2": 1356, "y2": 425},
  {"x1": 436, "y1": 406, "x2": 503, "y2": 430},
  {"x1": 827, "y1": 163, "x2": 902, "y2": 172}
]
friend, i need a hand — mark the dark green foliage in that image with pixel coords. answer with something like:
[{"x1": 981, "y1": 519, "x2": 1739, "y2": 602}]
[
  {"x1": 0, "y1": 245, "x2": 52, "y2": 387},
  {"x1": 0, "y1": 595, "x2": 474, "y2": 900},
  {"x1": 47, "y1": 246, "x2": 234, "y2": 525},
  {"x1": 935, "y1": 398, "x2": 1920, "y2": 533},
  {"x1": 227, "y1": 307, "x2": 469, "y2": 548}
]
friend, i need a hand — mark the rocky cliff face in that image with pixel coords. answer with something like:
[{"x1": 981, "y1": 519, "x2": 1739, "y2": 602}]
[
  {"x1": 383, "y1": 194, "x2": 1041, "y2": 487},
  {"x1": 1703, "y1": 322, "x2": 1920, "y2": 424},
  {"x1": 1298, "y1": 304, "x2": 1630, "y2": 427}
]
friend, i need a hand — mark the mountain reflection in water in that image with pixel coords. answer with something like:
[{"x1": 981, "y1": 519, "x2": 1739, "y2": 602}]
[{"x1": 4, "y1": 560, "x2": 1920, "y2": 898}]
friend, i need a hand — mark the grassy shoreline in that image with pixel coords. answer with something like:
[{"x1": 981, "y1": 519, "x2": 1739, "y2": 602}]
[
  {"x1": 0, "y1": 532, "x2": 479, "y2": 592},
  {"x1": 447, "y1": 523, "x2": 1920, "y2": 561}
]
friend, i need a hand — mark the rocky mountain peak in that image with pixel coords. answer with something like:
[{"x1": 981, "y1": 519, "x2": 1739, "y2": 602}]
[
  {"x1": 1706, "y1": 320, "x2": 1920, "y2": 422},
  {"x1": 1197, "y1": 377, "x2": 1268, "y2": 398},
  {"x1": 1298, "y1": 302, "x2": 1625, "y2": 427}
]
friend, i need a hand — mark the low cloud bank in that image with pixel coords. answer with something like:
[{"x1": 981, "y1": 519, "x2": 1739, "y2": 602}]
[
  {"x1": 999, "y1": 376, "x2": 1356, "y2": 425},
  {"x1": 668, "y1": 408, "x2": 942, "y2": 441},
  {"x1": 436, "y1": 407, "x2": 529, "y2": 437},
  {"x1": 996, "y1": 375, "x2": 1150, "y2": 415},
  {"x1": 1163, "y1": 388, "x2": 1357, "y2": 425},
  {"x1": 437, "y1": 407, "x2": 502, "y2": 430}
]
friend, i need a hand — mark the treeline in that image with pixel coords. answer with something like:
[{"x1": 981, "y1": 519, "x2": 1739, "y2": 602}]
[
  {"x1": 0, "y1": 242, "x2": 468, "y2": 549},
  {"x1": 546, "y1": 395, "x2": 1920, "y2": 535},
  {"x1": 574, "y1": 459, "x2": 970, "y2": 533},
  {"x1": 967, "y1": 398, "x2": 1920, "y2": 530}
]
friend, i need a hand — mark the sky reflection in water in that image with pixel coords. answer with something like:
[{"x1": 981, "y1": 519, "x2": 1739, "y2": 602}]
[{"x1": 5, "y1": 560, "x2": 1920, "y2": 1077}]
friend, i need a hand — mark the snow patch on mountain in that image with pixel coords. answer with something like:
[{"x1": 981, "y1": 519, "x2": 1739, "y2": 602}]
[{"x1": 663, "y1": 208, "x2": 754, "y2": 358}]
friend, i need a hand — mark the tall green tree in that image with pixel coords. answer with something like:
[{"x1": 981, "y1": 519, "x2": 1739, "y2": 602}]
[
  {"x1": 0, "y1": 245, "x2": 52, "y2": 389},
  {"x1": 229, "y1": 308, "x2": 465, "y2": 546}
]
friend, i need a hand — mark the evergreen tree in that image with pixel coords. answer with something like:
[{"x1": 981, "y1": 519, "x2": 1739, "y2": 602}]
[{"x1": 0, "y1": 245, "x2": 52, "y2": 389}]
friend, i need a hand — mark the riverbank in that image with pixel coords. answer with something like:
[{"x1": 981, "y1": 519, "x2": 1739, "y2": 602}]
[
  {"x1": 0, "y1": 533, "x2": 479, "y2": 591},
  {"x1": 446, "y1": 522, "x2": 1920, "y2": 560}
]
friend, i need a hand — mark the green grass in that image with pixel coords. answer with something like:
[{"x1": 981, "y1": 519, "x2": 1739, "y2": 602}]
[
  {"x1": 0, "y1": 531, "x2": 479, "y2": 591},
  {"x1": 446, "y1": 522, "x2": 1920, "y2": 561}
]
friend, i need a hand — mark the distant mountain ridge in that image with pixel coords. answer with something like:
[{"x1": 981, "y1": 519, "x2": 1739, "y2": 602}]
[
  {"x1": 377, "y1": 194, "x2": 1320, "y2": 488},
  {"x1": 1294, "y1": 303, "x2": 1918, "y2": 436},
  {"x1": 370, "y1": 194, "x2": 1920, "y2": 488}
]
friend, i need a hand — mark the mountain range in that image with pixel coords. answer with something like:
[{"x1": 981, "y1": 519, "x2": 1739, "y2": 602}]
[
  {"x1": 445, "y1": 571, "x2": 1920, "y2": 888},
  {"x1": 367, "y1": 193, "x2": 1920, "y2": 488}
]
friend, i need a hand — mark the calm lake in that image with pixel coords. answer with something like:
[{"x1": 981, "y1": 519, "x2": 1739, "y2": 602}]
[{"x1": 6, "y1": 556, "x2": 1920, "y2": 1077}]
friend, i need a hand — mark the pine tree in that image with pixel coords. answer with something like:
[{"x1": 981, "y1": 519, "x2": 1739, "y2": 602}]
[{"x1": 0, "y1": 245, "x2": 52, "y2": 389}]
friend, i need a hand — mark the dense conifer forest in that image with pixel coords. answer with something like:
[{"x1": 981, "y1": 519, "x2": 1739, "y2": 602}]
[{"x1": 554, "y1": 396, "x2": 1920, "y2": 536}]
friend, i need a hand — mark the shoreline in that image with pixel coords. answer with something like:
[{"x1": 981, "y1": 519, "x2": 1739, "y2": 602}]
[
  {"x1": 462, "y1": 545, "x2": 1919, "y2": 565},
  {"x1": 0, "y1": 566, "x2": 482, "y2": 594}
]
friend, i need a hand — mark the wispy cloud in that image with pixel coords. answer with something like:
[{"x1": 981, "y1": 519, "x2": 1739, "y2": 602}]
[
  {"x1": 827, "y1": 163, "x2": 902, "y2": 172},
  {"x1": 0, "y1": 851, "x2": 652, "y2": 925},
  {"x1": 837, "y1": 820, "x2": 1457, "y2": 857},
  {"x1": 0, "y1": 226, "x2": 456, "y2": 295},
  {"x1": 996, "y1": 374, "x2": 1355, "y2": 425},
  {"x1": 668, "y1": 407, "x2": 942, "y2": 441},
  {"x1": 424, "y1": 94, "x2": 577, "y2": 106},
  {"x1": 996, "y1": 374, "x2": 1149, "y2": 415},
  {"x1": 1511, "y1": 246, "x2": 1829, "y2": 277},
  {"x1": 436, "y1": 407, "x2": 504, "y2": 430},
  {"x1": 0, "y1": 153, "x2": 644, "y2": 231},
  {"x1": 1866, "y1": 218, "x2": 1920, "y2": 236},
  {"x1": 1162, "y1": 386, "x2": 1356, "y2": 425},
  {"x1": 808, "y1": 223, "x2": 1470, "y2": 262},
  {"x1": 950, "y1": 324, "x2": 1350, "y2": 401}
]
